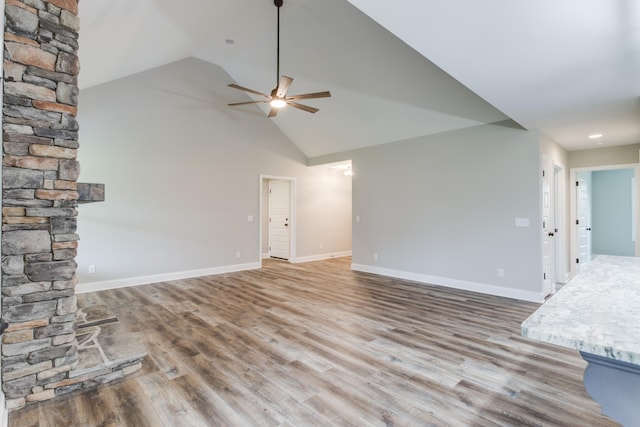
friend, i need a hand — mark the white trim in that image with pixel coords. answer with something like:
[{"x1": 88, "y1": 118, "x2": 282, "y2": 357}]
[
  {"x1": 351, "y1": 263, "x2": 545, "y2": 303},
  {"x1": 76, "y1": 262, "x2": 261, "y2": 294},
  {"x1": 292, "y1": 251, "x2": 352, "y2": 264},
  {"x1": 541, "y1": 155, "x2": 552, "y2": 297},
  {"x1": 262, "y1": 252, "x2": 269, "y2": 259}
]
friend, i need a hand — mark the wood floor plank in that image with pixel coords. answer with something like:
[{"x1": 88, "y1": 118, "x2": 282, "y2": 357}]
[
  {"x1": 6, "y1": 403, "x2": 40, "y2": 427},
  {"x1": 136, "y1": 371, "x2": 211, "y2": 426},
  {"x1": 10, "y1": 257, "x2": 619, "y2": 426},
  {"x1": 170, "y1": 372, "x2": 250, "y2": 426},
  {"x1": 83, "y1": 385, "x2": 127, "y2": 427}
]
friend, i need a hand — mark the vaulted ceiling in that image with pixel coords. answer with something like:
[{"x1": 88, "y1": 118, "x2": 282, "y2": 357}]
[{"x1": 79, "y1": 0, "x2": 640, "y2": 158}]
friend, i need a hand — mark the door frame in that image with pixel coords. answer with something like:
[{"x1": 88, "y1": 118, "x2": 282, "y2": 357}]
[
  {"x1": 569, "y1": 163, "x2": 640, "y2": 278},
  {"x1": 259, "y1": 175, "x2": 296, "y2": 265},
  {"x1": 541, "y1": 156, "x2": 554, "y2": 296}
]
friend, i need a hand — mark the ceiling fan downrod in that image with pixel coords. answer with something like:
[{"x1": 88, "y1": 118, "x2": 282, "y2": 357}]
[{"x1": 275, "y1": 0, "x2": 282, "y2": 87}]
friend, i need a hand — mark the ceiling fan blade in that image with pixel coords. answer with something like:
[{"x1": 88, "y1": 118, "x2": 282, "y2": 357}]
[
  {"x1": 228, "y1": 100, "x2": 268, "y2": 106},
  {"x1": 228, "y1": 84, "x2": 270, "y2": 98},
  {"x1": 287, "y1": 91, "x2": 331, "y2": 100},
  {"x1": 276, "y1": 76, "x2": 293, "y2": 98},
  {"x1": 268, "y1": 106, "x2": 279, "y2": 118},
  {"x1": 288, "y1": 101, "x2": 319, "y2": 114}
]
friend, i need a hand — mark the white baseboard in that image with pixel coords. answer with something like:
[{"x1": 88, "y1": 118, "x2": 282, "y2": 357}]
[
  {"x1": 77, "y1": 262, "x2": 261, "y2": 294},
  {"x1": 292, "y1": 251, "x2": 352, "y2": 264},
  {"x1": 262, "y1": 252, "x2": 269, "y2": 259},
  {"x1": 351, "y1": 263, "x2": 545, "y2": 303}
]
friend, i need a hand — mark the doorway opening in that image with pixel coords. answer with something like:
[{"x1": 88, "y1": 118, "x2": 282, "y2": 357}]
[
  {"x1": 570, "y1": 163, "x2": 640, "y2": 277},
  {"x1": 542, "y1": 158, "x2": 567, "y2": 297},
  {"x1": 259, "y1": 175, "x2": 296, "y2": 265}
]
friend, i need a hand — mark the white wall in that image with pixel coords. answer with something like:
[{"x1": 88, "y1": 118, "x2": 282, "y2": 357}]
[
  {"x1": 569, "y1": 144, "x2": 640, "y2": 168},
  {"x1": 76, "y1": 58, "x2": 351, "y2": 289},
  {"x1": 350, "y1": 123, "x2": 544, "y2": 302}
]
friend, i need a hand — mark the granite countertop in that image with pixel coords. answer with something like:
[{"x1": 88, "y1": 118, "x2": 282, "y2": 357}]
[{"x1": 521, "y1": 255, "x2": 640, "y2": 365}]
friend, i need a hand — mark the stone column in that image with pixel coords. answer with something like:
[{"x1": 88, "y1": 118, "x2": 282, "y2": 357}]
[{"x1": 2, "y1": 0, "x2": 81, "y2": 409}]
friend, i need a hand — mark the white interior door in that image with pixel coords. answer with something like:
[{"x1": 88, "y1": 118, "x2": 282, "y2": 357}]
[
  {"x1": 268, "y1": 180, "x2": 291, "y2": 260},
  {"x1": 542, "y1": 160, "x2": 555, "y2": 296},
  {"x1": 554, "y1": 164, "x2": 567, "y2": 284},
  {"x1": 576, "y1": 172, "x2": 592, "y2": 271}
]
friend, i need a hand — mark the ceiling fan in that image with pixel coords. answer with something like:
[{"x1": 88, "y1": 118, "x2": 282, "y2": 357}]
[{"x1": 228, "y1": 0, "x2": 331, "y2": 117}]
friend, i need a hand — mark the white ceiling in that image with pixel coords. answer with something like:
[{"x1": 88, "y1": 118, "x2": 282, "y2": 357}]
[{"x1": 78, "y1": 0, "x2": 640, "y2": 158}]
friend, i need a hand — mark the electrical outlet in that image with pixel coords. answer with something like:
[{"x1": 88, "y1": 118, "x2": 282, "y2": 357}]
[
  {"x1": 88, "y1": 265, "x2": 96, "y2": 274},
  {"x1": 497, "y1": 268, "x2": 505, "y2": 277},
  {"x1": 373, "y1": 252, "x2": 379, "y2": 260},
  {"x1": 236, "y1": 251, "x2": 241, "y2": 258}
]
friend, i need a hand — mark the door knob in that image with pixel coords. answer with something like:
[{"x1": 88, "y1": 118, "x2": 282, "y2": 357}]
[
  {"x1": 548, "y1": 232, "x2": 554, "y2": 237},
  {"x1": 587, "y1": 228, "x2": 592, "y2": 231}
]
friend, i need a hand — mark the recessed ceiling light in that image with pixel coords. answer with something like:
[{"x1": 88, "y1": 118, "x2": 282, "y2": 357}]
[{"x1": 588, "y1": 133, "x2": 603, "y2": 139}]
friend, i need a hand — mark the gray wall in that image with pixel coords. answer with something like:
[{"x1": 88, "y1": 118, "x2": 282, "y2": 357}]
[
  {"x1": 592, "y1": 169, "x2": 635, "y2": 256},
  {"x1": 76, "y1": 58, "x2": 352, "y2": 286},
  {"x1": 349, "y1": 123, "x2": 543, "y2": 299}
]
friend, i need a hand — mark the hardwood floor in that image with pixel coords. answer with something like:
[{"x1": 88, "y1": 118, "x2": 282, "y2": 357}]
[{"x1": 9, "y1": 258, "x2": 618, "y2": 426}]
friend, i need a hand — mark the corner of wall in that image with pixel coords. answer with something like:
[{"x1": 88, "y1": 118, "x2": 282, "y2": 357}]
[
  {"x1": 0, "y1": 0, "x2": 6, "y2": 419},
  {"x1": 0, "y1": 392, "x2": 7, "y2": 427}
]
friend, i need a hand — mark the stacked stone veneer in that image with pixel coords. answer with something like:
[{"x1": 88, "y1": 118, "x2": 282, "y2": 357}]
[{"x1": 1, "y1": 0, "x2": 142, "y2": 409}]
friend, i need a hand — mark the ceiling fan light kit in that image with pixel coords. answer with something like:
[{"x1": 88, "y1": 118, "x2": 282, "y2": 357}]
[
  {"x1": 271, "y1": 99, "x2": 287, "y2": 109},
  {"x1": 228, "y1": 0, "x2": 331, "y2": 117}
]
